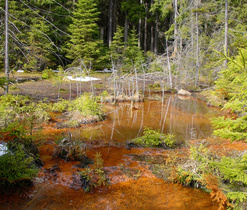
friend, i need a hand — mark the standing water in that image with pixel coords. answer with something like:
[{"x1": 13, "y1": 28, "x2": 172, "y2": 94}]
[{"x1": 1, "y1": 95, "x2": 226, "y2": 209}]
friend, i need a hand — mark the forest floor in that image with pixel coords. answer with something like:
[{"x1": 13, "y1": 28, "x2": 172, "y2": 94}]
[
  {"x1": 0, "y1": 71, "x2": 205, "y2": 101},
  {"x1": 0, "y1": 72, "x2": 111, "y2": 101}
]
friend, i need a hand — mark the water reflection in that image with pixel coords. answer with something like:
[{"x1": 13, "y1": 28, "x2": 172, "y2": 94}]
[{"x1": 73, "y1": 95, "x2": 223, "y2": 142}]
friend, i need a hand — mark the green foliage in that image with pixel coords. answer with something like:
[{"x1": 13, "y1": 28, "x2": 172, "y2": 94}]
[
  {"x1": 79, "y1": 152, "x2": 108, "y2": 192},
  {"x1": 148, "y1": 83, "x2": 161, "y2": 90},
  {"x1": 50, "y1": 93, "x2": 103, "y2": 119},
  {"x1": 201, "y1": 89, "x2": 226, "y2": 107},
  {"x1": 227, "y1": 192, "x2": 247, "y2": 207},
  {"x1": 49, "y1": 93, "x2": 104, "y2": 127},
  {"x1": 42, "y1": 68, "x2": 55, "y2": 79},
  {"x1": 124, "y1": 28, "x2": 144, "y2": 70},
  {"x1": 50, "y1": 99, "x2": 70, "y2": 112},
  {"x1": 172, "y1": 144, "x2": 247, "y2": 208},
  {"x1": 66, "y1": 0, "x2": 101, "y2": 67},
  {"x1": 63, "y1": 120, "x2": 81, "y2": 128},
  {"x1": 100, "y1": 90, "x2": 109, "y2": 97},
  {"x1": 0, "y1": 94, "x2": 50, "y2": 136},
  {"x1": 211, "y1": 154, "x2": 247, "y2": 184},
  {"x1": 0, "y1": 94, "x2": 29, "y2": 129},
  {"x1": 53, "y1": 136, "x2": 86, "y2": 161},
  {"x1": 212, "y1": 49, "x2": 247, "y2": 141},
  {"x1": 0, "y1": 77, "x2": 7, "y2": 91},
  {"x1": 0, "y1": 143, "x2": 39, "y2": 186},
  {"x1": 212, "y1": 116, "x2": 247, "y2": 141},
  {"x1": 69, "y1": 94, "x2": 103, "y2": 119},
  {"x1": 110, "y1": 26, "x2": 125, "y2": 69},
  {"x1": 131, "y1": 127, "x2": 176, "y2": 148}
]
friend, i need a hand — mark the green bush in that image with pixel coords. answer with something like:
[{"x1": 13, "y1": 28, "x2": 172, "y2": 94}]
[
  {"x1": 42, "y1": 68, "x2": 55, "y2": 79},
  {"x1": 130, "y1": 127, "x2": 176, "y2": 148},
  {"x1": 79, "y1": 152, "x2": 108, "y2": 192},
  {"x1": 172, "y1": 144, "x2": 247, "y2": 209},
  {"x1": 0, "y1": 94, "x2": 50, "y2": 136},
  {"x1": 212, "y1": 49, "x2": 247, "y2": 141},
  {"x1": 50, "y1": 99, "x2": 70, "y2": 112},
  {"x1": 69, "y1": 94, "x2": 104, "y2": 119},
  {"x1": 53, "y1": 136, "x2": 86, "y2": 161},
  {"x1": 0, "y1": 143, "x2": 39, "y2": 188}
]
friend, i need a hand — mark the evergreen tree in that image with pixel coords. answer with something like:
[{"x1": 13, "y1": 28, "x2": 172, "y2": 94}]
[
  {"x1": 212, "y1": 49, "x2": 247, "y2": 141},
  {"x1": 110, "y1": 26, "x2": 125, "y2": 69},
  {"x1": 66, "y1": 0, "x2": 101, "y2": 67},
  {"x1": 124, "y1": 28, "x2": 144, "y2": 70}
]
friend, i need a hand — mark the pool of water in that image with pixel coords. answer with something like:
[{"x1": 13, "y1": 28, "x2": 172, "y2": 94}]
[
  {"x1": 73, "y1": 95, "x2": 223, "y2": 142},
  {"x1": 0, "y1": 95, "x2": 227, "y2": 209}
]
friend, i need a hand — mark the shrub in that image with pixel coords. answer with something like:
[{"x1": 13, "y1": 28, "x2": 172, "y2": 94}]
[
  {"x1": 42, "y1": 68, "x2": 55, "y2": 79},
  {"x1": 171, "y1": 144, "x2": 247, "y2": 209},
  {"x1": 79, "y1": 152, "x2": 108, "y2": 192},
  {"x1": 212, "y1": 49, "x2": 247, "y2": 141},
  {"x1": 53, "y1": 136, "x2": 86, "y2": 161},
  {"x1": 0, "y1": 142, "x2": 39, "y2": 188},
  {"x1": 0, "y1": 95, "x2": 50, "y2": 135},
  {"x1": 130, "y1": 127, "x2": 176, "y2": 148},
  {"x1": 50, "y1": 99, "x2": 70, "y2": 112}
]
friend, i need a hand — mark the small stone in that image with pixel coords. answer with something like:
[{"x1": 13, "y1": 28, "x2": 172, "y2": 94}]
[{"x1": 178, "y1": 89, "x2": 191, "y2": 96}]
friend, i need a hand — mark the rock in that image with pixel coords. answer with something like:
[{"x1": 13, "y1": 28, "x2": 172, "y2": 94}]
[{"x1": 178, "y1": 89, "x2": 191, "y2": 96}]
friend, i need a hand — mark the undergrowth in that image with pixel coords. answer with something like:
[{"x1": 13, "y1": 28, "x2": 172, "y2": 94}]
[
  {"x1": 170, "y1": 144, "x2": 247, "y2": 209},
  {"x1": 129, "y1": 127, "x2": 176, "y2": 148},
  {"x1": 0, "y1": 142, "x2": 40, "y2": 190},
  {"x1": 50, "y1": 93, "x2": 104, "y2": 127},
  {"x1": 53, "y1": 135, "x2": 86, "y2": 161},
  {"x1": 79, "y1": 152, "x2": 108, "y2": 192}
]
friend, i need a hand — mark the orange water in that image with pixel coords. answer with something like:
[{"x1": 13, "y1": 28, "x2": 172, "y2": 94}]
[{"x1": 1, "y1": 95, "x2": 236, "y2": 209}]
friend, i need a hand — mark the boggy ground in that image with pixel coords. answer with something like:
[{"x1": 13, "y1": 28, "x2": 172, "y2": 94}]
[
  {"x1": 0, "y1": 73, "x2": 110, "y2": 101},
  {"x1": 0, "y1": 76, "x2": 246, "y2": 209}
]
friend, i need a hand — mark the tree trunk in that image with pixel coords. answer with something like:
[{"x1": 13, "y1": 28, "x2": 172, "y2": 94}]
[
  {"x1": 138, "y1": 0, "x2": 143, "y2": 48},
  {"x1": 4, "y1": 0, "x2": 9, "y2": 95},
  {"x1": 191, "y1": 4, "x2": 194, "y2": 57},
  {"x1": 224, "y1": 0, "x2": 228, "y2": 68},
  {"x1": 173, "y1": 0, "x2": 178, "y2": 56},
  {"x1": 151, "y1": 26, "x2": 154, "y2": 52},
  {"x1": 195, "y1": 0, "x2": 199, "y2": 86},
  {"x1": 150, "y1": 0, "x2": 154, "y2": 52},
  {"x1": 108, "y1": 0, "x2": 113, "y2": 46},
  {"x1": 166, "y1": 39, "x2": 172, "y2": 88},
  {"x1": 144, "y1": 2, "x2": 148, "y2": 52},
  {"x1": 100, "y1": 27, "x2": 104, "y2": 41},
  {"x1": 154, "y1": 12, "x2": 158, "y2": 54},
  {"x1": 124, "y1": 0, "x2": 128, "y2": 45},
  {"x1": 113, "y1": 0, "x2": 117, "y2": 33}
]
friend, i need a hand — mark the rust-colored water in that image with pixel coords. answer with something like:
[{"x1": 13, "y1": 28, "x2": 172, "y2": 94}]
[
  {"x1": 1, "y1": 95, "x2": 241, "y2": 210},
  {"x1": 71, "y1": 95, "x2": 226, "y2": 142}
]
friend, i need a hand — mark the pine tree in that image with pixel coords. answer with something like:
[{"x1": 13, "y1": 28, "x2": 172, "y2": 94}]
[
  {"x1": 66, "y1": 0, "x2": 101, "y2": 67},
  {"x1": 110, "y1": 26, "x2": 125, "y2": 69},
  {"x1": 124, "y1": 28, "x2": 144, "y2": 69},
  {"x1": 212, "y1": 49, "x2": 247, "y2": 141}
]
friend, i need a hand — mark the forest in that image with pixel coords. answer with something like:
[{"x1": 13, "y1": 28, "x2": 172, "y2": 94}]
[{"x1": 0, "y1": 0, "x2": 247, "y2": 209}]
